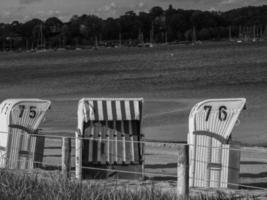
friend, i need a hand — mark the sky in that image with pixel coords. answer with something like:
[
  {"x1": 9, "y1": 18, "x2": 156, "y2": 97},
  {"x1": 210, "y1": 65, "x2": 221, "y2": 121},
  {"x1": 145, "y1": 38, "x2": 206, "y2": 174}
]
[{"x1": 0, "y1": 0, "x2": 266, "y2": 23}]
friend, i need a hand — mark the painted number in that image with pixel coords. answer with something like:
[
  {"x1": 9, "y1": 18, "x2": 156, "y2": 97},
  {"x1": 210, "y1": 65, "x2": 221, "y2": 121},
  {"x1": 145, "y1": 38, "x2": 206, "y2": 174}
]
[
  {"x1": 18, "y1": 105, "x2": 37, "y2": 119},
  {"x1": 218, "y1": 106, "x2": 227, "y2": 121},
  {"x1": 204, "y1": 105, "x2": 228, "y2": 122},
  {"x1": 204, "y1": 105, "x2": 212, "y2": 121},
  {"x1": 19, "y1": 105, "x2": 25, "y2": 118},
  {"x1": 29, "y1": 106, "x2": 37, "y2": 118}
]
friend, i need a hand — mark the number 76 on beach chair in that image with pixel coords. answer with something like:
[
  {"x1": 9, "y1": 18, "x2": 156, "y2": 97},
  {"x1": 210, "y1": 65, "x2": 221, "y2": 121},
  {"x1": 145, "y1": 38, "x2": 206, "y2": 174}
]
[{"x1": 187, "y1": 98, "x2": 246, "y2": 188}]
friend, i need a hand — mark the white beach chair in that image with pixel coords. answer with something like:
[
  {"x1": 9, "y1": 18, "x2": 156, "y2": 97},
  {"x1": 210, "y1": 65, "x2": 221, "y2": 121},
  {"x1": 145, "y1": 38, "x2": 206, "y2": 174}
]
[
  {"x1": 188, "y1": 98, "x2": 246, "y2": 188},
  {"x1": 0, "y1": 99, "x2": 51, "y2": 169}
]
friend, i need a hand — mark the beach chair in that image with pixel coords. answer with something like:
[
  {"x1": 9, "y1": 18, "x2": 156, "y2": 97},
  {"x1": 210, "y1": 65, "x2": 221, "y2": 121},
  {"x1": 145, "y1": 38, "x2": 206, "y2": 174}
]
[
  {"x1": 188, "y1": 98, "x2": 246, "y2": 188},
  {"x1": 77, "y1": 98, "x2": 144, "y2": 179},
  {"x1": 0, "y1": 99, "x2": 51, "y2": 169}
]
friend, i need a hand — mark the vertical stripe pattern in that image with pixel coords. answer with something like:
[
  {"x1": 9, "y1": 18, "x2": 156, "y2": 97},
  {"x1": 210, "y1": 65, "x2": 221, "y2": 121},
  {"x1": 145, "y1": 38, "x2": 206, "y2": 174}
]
[
  {"x1": 81, "y1": 99, "x2": 143, "y2": 121},
  {"x1": 80, "y1": 98, "x2": 143, "y2": 165},
  {"x1": 82, "y1": 120, "x2": 142, "y2": 165}
]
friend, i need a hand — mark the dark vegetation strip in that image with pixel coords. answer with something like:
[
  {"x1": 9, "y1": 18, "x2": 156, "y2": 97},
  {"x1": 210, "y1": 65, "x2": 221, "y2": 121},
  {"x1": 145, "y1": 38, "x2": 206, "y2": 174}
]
[
  {"x1": 0, "y1": 169, "x2": 258, "y2": 200},
  {"x1": 0, "y1": 5, "x2": 267, "y2": 50}
]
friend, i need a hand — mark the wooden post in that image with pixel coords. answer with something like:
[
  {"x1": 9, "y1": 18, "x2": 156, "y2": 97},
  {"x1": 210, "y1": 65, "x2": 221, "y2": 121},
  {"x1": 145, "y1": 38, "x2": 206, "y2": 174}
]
[
  {"x1": 177, "y1": 144, "x2": 189, "y2": 200},
  {"x1": 75, "y1": 131, "x2": 82, "y2": 180},
  {"x1": 62, "y1": 137, "x2": 71, "y2": 179},
  {"x1": 140, "y1": 133, "x2": 145, "y2": 178}
]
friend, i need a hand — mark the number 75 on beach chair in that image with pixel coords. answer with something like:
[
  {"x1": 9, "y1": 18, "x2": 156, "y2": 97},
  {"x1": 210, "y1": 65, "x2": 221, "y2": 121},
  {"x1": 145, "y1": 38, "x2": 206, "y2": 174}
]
[
  {"x1": 187, "y1": 98, "x2": 246, "y2": 188},
  {"x1": 0, "y1": 99, "x2": 51, "y2": 169}
]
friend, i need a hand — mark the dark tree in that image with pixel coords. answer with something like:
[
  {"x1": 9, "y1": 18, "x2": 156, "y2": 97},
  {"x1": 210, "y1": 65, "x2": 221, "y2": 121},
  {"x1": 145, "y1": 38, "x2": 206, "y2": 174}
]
[{"x1": 0, "y1": 5, "x2": 267, "y2": 50}]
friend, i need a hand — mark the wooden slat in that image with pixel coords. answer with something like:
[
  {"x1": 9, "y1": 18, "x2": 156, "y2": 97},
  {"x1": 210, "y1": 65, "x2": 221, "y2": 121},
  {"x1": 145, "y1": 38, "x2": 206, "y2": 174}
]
[
  {"x1": 88, "y1": 129, "x2": 93, "y2": 163},
  {"x1": 122, "y1": 133, "x2": 126, "y2": 163},
  {"x1": 130, "y1": 135, "x2": 134, "y2": 163},
  {"x1": 97, "y1": 131, "x2": 102, "y2": 164},
  {"x1": 112, "y1": 120, "x2": 118, "y2": 164},
  {"x1": 106, "y1": 130, "x2": 110, "y2": 164}
]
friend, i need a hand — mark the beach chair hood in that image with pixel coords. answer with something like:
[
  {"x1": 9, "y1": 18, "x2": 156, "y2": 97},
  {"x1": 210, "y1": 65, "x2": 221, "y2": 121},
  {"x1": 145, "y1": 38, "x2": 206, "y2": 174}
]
[
  {"x1": 77, "y1": 98, "x2": 143, "y2": 133},
  {"x1": 188, "y1": 98, "x2": 246, "y2": 143}
]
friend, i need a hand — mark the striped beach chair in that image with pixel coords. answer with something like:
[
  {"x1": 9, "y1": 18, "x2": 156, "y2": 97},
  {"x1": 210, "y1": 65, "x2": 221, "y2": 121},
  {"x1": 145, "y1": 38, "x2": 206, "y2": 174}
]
[
  {"x1": 188, "y1": 98, "x2": 246, "y2": 188},
  {"x1": 77, "y1": 98, "x2": 144, "y2": 179},
  {"x1": 0, "y1": 99, "x2": 51, "y2": 169}
]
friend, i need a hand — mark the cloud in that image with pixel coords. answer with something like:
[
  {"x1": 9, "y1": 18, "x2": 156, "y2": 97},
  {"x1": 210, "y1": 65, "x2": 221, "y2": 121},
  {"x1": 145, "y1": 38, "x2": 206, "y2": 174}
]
[
  {"x1": 139, "y1": 2, "x2": 145, "y2": 7},
  {"x1": 221, "y1": 0, "x2": 240, "y2": 4},
  {"x1": 208, "y1": 7, "x2": 217, "y2": 11},
  {"x1": 220, "y1": 0, "x2": 258, "y2": 5},
  {"x1": 19, "y1": 0, "x2": 43, "y2": 5},
  {"x1": 3, "y1": 11, "x2": 11, "y2": 16}
]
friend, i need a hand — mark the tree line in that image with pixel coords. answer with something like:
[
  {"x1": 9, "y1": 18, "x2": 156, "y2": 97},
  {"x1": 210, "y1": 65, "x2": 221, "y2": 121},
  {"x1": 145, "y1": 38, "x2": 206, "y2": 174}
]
[{"x1": 0, "y1": 5, "x2": 267, "y2": 50}]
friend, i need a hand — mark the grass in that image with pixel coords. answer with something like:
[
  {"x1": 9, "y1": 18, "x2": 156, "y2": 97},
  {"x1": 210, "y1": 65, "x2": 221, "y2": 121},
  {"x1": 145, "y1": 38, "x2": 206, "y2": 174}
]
[{"x1": 0, "y1": 169, "x2": 260, "y2": 200}]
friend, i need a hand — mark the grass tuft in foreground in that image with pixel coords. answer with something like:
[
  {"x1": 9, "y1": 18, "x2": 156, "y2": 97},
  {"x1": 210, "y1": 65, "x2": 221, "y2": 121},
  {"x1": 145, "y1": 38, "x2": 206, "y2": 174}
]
[{"x1": 0, "y1": 169, "x2": 258, "y2": 200}]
